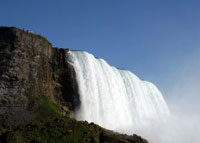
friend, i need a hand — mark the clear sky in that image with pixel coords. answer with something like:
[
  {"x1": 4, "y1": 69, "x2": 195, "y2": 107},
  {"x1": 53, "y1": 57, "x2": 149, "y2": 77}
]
[{"x1": 1, "y1": 0, "x2": 200, "y2": 108}]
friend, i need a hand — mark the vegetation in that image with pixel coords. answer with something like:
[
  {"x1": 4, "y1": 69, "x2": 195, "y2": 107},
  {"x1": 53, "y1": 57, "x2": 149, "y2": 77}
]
[
  {"x1": 0, "y1": 27, "x2": 147, "y2": 143},
  {"x1": 0, "y1": 96, "x2": 147, "y2": 143}
]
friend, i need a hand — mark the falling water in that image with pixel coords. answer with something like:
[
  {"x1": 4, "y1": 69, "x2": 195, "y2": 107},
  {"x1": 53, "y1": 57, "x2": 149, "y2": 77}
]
[{"x1": 68, "y1": 50, "x2": 170, "y2": 134}]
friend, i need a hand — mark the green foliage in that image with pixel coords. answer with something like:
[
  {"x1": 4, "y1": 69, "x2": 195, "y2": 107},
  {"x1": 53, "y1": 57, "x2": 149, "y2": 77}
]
[
  {"x1": 0, "y1": 96, "x2": 147, "y2": 143},
  {"x1": 0, "y1": 116, "x2": 147, "y2": 143},
  {"x1": 5, "y1": 131, "x2": 23, "y2": 143},
  {"x1": 1, "y1": 117, "x2": 99, "y2": 143},
  {"x1": 34, "y1": 96, "x2": 62, "y2": 120}
]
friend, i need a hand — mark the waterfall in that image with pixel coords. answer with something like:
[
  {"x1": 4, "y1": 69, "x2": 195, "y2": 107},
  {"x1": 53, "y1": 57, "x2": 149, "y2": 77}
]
[{"x1": 68, "y1": 50, "x2": 170, "y2": 133}]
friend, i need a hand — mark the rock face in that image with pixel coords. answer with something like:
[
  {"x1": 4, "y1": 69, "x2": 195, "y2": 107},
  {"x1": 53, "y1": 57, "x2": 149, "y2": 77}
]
[
  {"x1": 0, "y1": 27, "x2": 148, "y2": 143},
  {"x1": 0, "y1": 27, "x2": 80, "y2": 125}
]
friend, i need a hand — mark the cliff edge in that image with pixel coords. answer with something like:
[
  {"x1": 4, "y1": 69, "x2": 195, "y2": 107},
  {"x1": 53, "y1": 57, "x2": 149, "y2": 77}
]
[
  {"x1": 0, "y1": 27, "x2": 80, "y2": 124},
  {"x1": 0, "y1": 27, "x2": 148, "y2": 143}
]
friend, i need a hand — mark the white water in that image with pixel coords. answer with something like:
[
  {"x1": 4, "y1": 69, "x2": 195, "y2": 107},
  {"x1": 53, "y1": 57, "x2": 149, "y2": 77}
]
[{"x1": 68, "y1": 50, "x2": 170, "y2": 134}]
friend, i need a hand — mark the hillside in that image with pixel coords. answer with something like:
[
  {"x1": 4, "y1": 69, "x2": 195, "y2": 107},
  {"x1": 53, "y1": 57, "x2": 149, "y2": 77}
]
[{"x1": 0, "y1": 27, "x2": 148, "y2": 143}]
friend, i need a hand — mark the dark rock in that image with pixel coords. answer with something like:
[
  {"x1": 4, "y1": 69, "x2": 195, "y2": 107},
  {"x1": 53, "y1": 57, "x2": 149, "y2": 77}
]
[
  {"x1": 0, "y1": 26, "x2": 148, "y2": 143},
  {"x1": 51, "y1": 48, "x2": 80, "y2": 111},
  {"x1": 0, "y1": 26, "x2": 80, "y2": 125}
]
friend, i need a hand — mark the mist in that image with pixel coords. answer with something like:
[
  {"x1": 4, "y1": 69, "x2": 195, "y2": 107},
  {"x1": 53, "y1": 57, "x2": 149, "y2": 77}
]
[
  {"x1": 71, "y1": 48, "x2": 200, "y2": 143},
  {"x1": 130, "y1": 48, "x2": 200, "y2": 143},
  {"x1": 130, "y1": 106, "x2": 200, "y2": 143}
]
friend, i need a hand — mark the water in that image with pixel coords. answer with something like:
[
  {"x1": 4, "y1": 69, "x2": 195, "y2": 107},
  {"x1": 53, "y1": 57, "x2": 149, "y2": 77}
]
[{"x1": 68, "y1": 50, "x2": 170, "y2": 134}]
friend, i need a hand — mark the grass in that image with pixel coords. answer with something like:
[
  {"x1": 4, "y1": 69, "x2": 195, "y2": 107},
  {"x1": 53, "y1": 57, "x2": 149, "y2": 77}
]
[
  {"x1": 0, "y1": 96, "x2": 147, "y2": 143},
  {"x1": 0, "y1": 90, "x2": 147, "y2": 143},
  {"x1": 2, "y1": 117, "x2": 99, "y2": 143},
  {"x1": 34, "y1": 96, "x2": 62, "y2": 121}
]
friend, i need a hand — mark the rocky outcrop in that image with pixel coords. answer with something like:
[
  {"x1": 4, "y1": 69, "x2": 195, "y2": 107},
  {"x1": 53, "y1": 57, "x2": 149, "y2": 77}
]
[
  {"x1": 0, "y1": 27, "x2": 80, "y2": 125},
  {"x1": 51, "y1": 48, "x2": 80, "y2": 110},
  {"x1": 0, "y1": 27, "x2": 148, "y2": 143}
]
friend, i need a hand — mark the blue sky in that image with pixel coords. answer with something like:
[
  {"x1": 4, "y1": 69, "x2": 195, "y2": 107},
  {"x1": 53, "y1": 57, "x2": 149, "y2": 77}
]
[{"x1": 1, "y1": 0, "x2": 200, "y2": 105}]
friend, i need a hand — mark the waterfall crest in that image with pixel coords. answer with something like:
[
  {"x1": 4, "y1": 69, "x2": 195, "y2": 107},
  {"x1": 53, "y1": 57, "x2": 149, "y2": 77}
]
[{"x1": 68, "y1": 50, "x2": 170, "y2": 133}]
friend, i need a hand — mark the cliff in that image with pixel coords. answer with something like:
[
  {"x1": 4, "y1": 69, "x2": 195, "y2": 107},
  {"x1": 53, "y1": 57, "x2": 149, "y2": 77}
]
[{"x1": 0, "y1": 27, "x2": 148, "y2": 143}]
